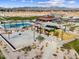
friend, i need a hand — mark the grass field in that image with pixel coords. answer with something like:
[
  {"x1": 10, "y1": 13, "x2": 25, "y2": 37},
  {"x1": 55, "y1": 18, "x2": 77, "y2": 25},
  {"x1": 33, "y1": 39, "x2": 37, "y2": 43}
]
[
  {"x1": 49, "y1": 29, "x2": 77, "y2": 40},
  {"x1": 0, "y1": 16, "x2": 37, "y2": 20},
  {"x1": 63, "y1": 39, "x2": 79, "y2": 54}
]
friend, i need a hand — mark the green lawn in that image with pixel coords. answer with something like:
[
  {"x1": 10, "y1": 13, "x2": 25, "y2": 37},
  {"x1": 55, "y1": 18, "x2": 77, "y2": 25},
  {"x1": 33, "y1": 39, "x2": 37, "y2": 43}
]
[
  {"x1": 63, "y1": 39, "x2": 79, "y2": 54},
  {"x1": 0, "y1": 16, "x2": 37, "y2": 20}
]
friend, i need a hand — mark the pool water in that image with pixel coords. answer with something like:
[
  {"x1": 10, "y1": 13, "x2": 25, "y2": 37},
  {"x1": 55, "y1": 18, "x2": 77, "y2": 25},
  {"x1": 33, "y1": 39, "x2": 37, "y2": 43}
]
[{"x1": 1, "y1": 23, "x2": 32, "y2": 28}]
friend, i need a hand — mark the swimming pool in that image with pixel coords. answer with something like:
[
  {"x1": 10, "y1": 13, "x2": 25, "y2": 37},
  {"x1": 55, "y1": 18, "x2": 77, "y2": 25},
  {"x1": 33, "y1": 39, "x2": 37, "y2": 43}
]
[{"x1": 1, "y1": 23, "x2": 32, "y2": 28}]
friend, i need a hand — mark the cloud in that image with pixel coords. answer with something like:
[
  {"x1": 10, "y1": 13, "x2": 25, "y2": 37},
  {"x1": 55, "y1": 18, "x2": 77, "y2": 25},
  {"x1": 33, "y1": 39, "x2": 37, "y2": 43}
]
[
  {"x1": 33, "y1": 0, "x2": 78, "y2": 8},
  {"x1": 9, "y1": 0, "x2": 79, "y2": 8},
  {"x1": 68, "y1": 1, "x2": 76, "y2": 4},
  {"x1": 35, "y1": 0, "x2": 65, "y2": 7},
  {"x1": 66, "y1": 0, "x2": 78, "y2": 8}
]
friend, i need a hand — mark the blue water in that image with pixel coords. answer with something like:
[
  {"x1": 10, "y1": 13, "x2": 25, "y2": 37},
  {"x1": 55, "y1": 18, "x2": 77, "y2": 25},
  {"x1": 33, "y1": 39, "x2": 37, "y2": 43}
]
[{"x1": 1, "y1": 23, "x2": 32, "y2": 28}]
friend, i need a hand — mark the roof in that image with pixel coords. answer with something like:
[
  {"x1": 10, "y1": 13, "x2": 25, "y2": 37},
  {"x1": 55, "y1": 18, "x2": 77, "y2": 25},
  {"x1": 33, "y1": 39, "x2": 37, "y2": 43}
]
[{"x1": 37, "y1": 16, "x2": 53, "y2": 21}]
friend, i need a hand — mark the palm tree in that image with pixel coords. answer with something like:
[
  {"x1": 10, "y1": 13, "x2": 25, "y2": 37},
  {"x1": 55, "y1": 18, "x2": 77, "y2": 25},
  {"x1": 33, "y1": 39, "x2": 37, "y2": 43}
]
[
  {"x1": 21, "y1": 20, "x2": 25, "y2": 27},
  {"x1": 1, "y1": 17, "x2": 12, "y2": 39},
  {"x1": 0, "y1": 17, "x2": 7, "y2": 31},
  {"x1": 14, "y1": 19, "x2": 18, "y2": 32},
  {"x1": 7, "y1": 20, "x2": 12, "y2": 39},
  {"x1": 33, "y1": 25, "x2": 36, "y2": 41}
]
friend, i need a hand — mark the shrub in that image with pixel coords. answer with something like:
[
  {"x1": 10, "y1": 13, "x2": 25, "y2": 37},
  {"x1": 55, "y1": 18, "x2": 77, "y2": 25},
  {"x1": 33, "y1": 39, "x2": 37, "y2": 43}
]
[{"x1": 36, "y1": 35, "x2": 45, "y2": 42}]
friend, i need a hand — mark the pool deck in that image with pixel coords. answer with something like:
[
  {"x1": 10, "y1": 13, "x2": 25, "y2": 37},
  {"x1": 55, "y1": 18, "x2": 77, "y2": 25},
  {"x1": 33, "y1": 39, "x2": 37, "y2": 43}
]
[
  {"x1": 0, "y1": 30, "x2": 38, "y2": 50},
  {"x1": 0, "y1": 34, "x2": 16, "y2": 51}
]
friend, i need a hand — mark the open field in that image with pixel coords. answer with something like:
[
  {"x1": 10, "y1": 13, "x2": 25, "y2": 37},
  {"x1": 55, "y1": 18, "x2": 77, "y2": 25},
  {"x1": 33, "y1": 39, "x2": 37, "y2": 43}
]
[
  {"x1": 51, "y1": 11, "x2": 79, "y2": 17},
  {"x1": 1, "y1": 10, "x2": 79, "y2": 17},
  {"x1": 55, "y1": 29, "x2": 77, "y2": 40},
  {"x1": 50, "y1": 30, "x2": 77, "y2": 40},
  {"x1": 0, "y1": 11, "x2": 50, "y2": 17}
]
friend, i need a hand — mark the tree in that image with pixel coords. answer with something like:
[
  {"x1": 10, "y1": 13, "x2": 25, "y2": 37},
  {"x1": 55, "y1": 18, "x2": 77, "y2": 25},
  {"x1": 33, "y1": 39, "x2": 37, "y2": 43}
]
[{"x1": 36, "y1": 35, "x2": 45, "y2": 42}]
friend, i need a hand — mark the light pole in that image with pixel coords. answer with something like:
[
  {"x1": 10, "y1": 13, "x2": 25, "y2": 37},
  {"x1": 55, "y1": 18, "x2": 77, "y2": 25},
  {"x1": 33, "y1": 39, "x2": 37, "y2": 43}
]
[
  {"x1": 15, "y1": 19, "x2": 18, "y2": 32},
  {"x1": 33, "y1": 22, "x2": 41, "y2": 41},
  {"x1": 0, "y1": 17, "x2": 11, "y2": 40},
  {"x1": 33, "y1": 24, "x2": 36, "y2": 41}
]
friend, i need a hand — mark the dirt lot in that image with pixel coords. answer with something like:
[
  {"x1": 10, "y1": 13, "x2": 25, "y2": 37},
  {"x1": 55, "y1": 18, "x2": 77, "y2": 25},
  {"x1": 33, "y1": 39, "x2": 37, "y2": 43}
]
[{"x1": 0, "y1": 10, "x2": 79, "y2": 17}]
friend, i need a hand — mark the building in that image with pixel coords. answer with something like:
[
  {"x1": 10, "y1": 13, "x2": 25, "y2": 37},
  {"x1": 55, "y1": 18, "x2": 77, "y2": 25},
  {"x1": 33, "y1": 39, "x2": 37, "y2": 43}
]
[{"x1": 37, "y1": 16, "x2": 54, "y2": 22}]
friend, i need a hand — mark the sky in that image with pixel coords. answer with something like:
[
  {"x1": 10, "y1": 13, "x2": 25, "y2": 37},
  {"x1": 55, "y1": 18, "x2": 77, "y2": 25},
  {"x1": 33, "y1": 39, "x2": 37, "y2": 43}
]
[{"x1": 0, "y1": 0, "x2": 79, "y2": 8}]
